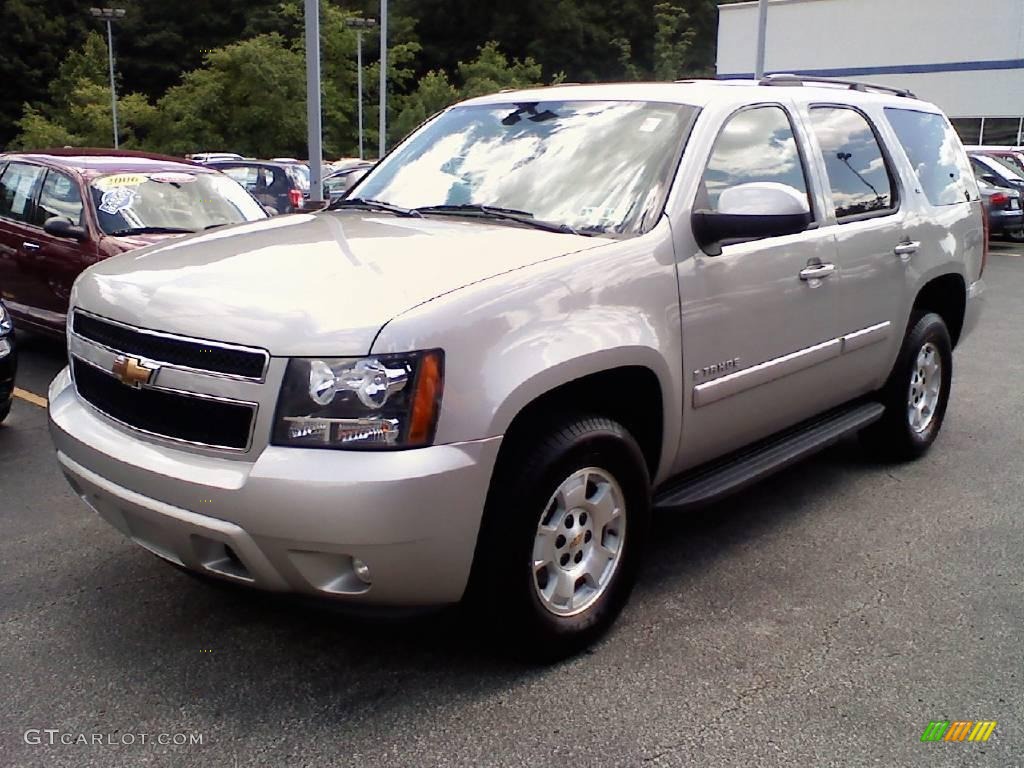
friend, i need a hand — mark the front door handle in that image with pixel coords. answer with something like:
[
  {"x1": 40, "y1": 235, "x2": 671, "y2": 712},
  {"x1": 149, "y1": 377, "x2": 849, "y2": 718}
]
[
  {"x1": 894, "y1": 241, "x2": 920, "y2": 261},
  {"x1": 22, "y1": 241, "x2": 41, "y2": 251},
  {"x1": 799, "y1": 262, "x2": 836, "y2": 281}
]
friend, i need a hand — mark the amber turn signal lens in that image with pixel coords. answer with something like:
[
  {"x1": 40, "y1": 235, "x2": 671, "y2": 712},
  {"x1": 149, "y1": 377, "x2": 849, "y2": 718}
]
[{"x1": 408, "y1": 351, "x2": 444, "y2": 445}]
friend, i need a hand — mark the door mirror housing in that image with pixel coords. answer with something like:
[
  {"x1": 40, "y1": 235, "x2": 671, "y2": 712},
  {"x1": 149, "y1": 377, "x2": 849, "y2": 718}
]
[
  {"x1": 43, "y1": 216, "x2": 89, "y2": 241},
  {"x1": 692, "y1": 182, "x2": 812, "y2": 256}
]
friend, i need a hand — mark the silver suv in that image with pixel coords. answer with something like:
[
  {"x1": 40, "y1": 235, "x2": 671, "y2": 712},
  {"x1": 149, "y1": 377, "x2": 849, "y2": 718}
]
[{"x1": 49, "y1": 78, "x2": 985, "y2": 657}]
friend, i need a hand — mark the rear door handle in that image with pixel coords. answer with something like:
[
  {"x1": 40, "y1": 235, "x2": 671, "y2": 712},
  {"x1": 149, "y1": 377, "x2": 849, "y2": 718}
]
[
  {"x1": 22, "y1": 241, "x2": 41, "y2": 251},
  {"x1": 894, "y1": 241, "x2": 919, "y2": 260},
  {"x1": 799, "y1": 263, "x2": 836, "y2": 281}
]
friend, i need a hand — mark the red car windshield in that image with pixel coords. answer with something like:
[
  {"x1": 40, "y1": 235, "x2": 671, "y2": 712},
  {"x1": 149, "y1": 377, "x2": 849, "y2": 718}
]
[{"x1": 89, "y1": 171, "x2": 267, "y2": 235}]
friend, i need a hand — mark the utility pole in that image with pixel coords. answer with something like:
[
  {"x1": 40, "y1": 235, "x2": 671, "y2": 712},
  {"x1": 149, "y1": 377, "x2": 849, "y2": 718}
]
[
  {"x1": 304, "y1": 0, "x2": 323, "y2": 203},
  {"x1": 88, "y1": 7, "x2": 126, "y2": 149},
  {"x1": 345, "y1": 17, "x2": 378, "y2": 160},
  {"x1": 379, "y1": 0, "x2": 388, "y2": 158},
  {"x1": 754, "y1": 0, "x2": 769, "y2": 80}
]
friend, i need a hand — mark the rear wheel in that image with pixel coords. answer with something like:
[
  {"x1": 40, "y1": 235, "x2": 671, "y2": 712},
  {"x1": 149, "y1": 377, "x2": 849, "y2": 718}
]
[
  {"x1": 468, "y1": 415, "x2": 651, "y2": 660},
  {"x1": 860, "y1": 312, "x2": 953, "y2": 460}
]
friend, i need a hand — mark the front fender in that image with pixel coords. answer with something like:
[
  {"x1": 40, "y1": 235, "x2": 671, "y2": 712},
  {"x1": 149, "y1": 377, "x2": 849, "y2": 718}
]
[{"x1": 372, "y1": 221, "x2": 684, "y2": 483}]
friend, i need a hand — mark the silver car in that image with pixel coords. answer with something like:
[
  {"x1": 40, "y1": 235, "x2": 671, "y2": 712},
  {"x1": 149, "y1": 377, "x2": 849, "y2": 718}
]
[{"x1": 49, "y1": 78, "x2": 985, "y2": 657}]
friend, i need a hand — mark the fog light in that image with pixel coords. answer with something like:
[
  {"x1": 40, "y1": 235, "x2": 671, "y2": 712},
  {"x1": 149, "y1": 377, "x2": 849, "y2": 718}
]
[{"x1": 352, "y1": 557, "x2": 372, "y2": 585}]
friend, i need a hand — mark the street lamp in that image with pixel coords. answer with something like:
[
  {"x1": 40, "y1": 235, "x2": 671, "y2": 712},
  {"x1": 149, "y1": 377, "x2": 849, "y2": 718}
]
[
  {"x1": 754, "y1": 0, "x2": 768, "y2": 80},
  {"x1": 88, "y1": 7, "x2": 126, "y2": 149},
  {"x1": 345, "y1": 17, "x2": 377, "y2": 160},
  {"x1": 379, "y1": 0, "x2": 388, "y2": 158},
  {"x1": 304, "y1": 0, "x2": 323, "y2": 204}
]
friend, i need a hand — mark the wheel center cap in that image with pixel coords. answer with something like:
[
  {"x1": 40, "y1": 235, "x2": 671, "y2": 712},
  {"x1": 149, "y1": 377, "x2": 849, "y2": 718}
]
[{"x1": 568, "y1": 529, "x2": 586, "y2": 549}]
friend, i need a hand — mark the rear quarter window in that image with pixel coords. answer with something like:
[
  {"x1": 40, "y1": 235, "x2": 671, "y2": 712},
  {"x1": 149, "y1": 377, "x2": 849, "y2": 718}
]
[{"x1": 884, "y1": 108, "x2": 978, "y2": 206}]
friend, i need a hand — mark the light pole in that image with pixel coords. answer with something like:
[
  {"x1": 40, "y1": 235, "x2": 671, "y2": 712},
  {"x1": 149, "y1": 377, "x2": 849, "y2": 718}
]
[
  {"x1": 345, "y1": 17, "x2": 377, "y2": 160},
  {"x1": 379, "y1": 0, "x2": 388, "y2": 158},
  {"x1": 304, "y1": 0, "x2": 323, "y2": 204},
  {"x1": 754, "y1": 0, "x2": 769, "y2": 80},
  {"x1": 88, "y1": 7, "x2": 126, "y2": 149}
]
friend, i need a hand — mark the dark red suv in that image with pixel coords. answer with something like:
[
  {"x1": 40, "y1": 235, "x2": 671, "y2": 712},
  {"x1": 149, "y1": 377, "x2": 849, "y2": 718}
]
[{"x1": 0, "y1": 149, "x2": 268, "y2": 336}]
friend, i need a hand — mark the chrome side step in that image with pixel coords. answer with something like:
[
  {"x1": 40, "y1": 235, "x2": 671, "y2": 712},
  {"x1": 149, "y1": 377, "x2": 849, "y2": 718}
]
[{"x1": 653, "y1": 402, "x2": 885, "y2": 512}]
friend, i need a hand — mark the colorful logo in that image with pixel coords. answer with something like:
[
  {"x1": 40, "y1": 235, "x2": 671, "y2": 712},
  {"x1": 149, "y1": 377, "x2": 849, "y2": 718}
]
[{"x1": 921, "y1": 721, "x2": 997, "y2": 742}]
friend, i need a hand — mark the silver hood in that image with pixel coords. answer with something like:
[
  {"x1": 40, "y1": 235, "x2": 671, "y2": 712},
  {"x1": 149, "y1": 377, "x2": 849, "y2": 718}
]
[{"x1": 71, "y1": 212, "x2": 608, "y2": 355}]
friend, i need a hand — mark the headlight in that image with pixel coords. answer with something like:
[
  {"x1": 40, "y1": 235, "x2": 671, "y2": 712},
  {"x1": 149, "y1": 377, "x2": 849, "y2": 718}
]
[{"x1": 272, "y1": 350, "x2": 444, "y2": 450}]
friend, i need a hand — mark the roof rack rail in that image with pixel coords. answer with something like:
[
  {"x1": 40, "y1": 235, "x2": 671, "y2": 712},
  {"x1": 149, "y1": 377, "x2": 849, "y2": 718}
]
[{"x1": 758, "y1": 73, "x2": 916, "y2": 99}]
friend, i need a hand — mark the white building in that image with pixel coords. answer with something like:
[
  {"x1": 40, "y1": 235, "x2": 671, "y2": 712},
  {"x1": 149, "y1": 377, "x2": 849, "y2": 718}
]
[{"x1": 717, "y1": 0, "x2": 1024, "y2": 145}]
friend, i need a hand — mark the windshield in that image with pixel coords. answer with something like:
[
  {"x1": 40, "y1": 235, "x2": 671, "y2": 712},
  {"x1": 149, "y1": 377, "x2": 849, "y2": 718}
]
[
  {"x1": 89, "y1": 171, "x2": 267, "y2": 235},
  {"x1": 984, "y1": 154, "x2": 1024, "y2": 181},
  {"x1": 352, "y1": 100, "x2": 697, "y2": 236}
]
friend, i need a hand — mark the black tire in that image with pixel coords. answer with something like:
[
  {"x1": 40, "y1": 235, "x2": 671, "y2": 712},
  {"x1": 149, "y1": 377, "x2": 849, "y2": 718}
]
[
  {"x1": 0, "y1": 400, "x2": 10, "y2": 424},
  {"x1": 467, "y1": 415, "x2": 651, "y2": 661},
  {"x1": 860, "y1": 312, "x2": 953, "y2": 461}
]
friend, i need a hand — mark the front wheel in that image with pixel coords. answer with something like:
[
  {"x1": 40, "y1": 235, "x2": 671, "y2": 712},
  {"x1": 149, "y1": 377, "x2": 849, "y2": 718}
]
[
  {"x1": 468, "y1": 415, "x2": 651, "y2": 660},
  {"x1": 861, "y1": 312, "x2": 953, "y2": 460}
]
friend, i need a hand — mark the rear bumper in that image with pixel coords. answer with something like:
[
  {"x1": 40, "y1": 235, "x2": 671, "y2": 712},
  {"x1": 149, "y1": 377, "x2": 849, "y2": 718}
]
[
  {"x1": 48, "y1": 367, "x2": 502, "y2": 606},
  {"x1": 961, "y1": 278, "x2": 985, "y2": 343},
  {"x1": 989, "y1": 209, "x2": 1024, "y2": 235}
]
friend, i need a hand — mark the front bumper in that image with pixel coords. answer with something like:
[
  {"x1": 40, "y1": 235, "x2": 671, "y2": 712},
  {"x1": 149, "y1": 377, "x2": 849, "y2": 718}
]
[{"x1": 48, "y1": 367, "x2": 502, "y2": 606}]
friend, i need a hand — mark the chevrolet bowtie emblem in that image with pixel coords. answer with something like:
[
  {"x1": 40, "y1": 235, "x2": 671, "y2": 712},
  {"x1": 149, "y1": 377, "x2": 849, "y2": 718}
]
[{"x1": 111, "y1": 355, "x2": 156, "y2": 388}]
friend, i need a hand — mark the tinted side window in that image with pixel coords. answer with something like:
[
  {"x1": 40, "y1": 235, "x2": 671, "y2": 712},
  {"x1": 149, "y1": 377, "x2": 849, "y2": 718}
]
[
  {"x1": 885, "y1": 108, "x2": 978, "y2": 206},
  {"x1": 701, "y1": 106, "x2": 811, "y2": 214},
  {"x1": 809, "y1": 107, "x2": 896, "y2": 220},
  {"x1": 35, "y1": 171, "x2": 85, "y2": 226},
  {"x1": 0, "y1": 162, "x2": 46, "y2": 223}
]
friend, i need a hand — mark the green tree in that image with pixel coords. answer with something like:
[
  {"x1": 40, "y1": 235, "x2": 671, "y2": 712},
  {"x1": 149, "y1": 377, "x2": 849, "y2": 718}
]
[
  {"x1": 153, "y1": 34, "x2": 307, "y2": 157},
  {"x1": 11, "y1": 31, "x2": 157, "y2": 150},
  {"x1": 653, "y1": 2, "x2": 694, "y2": 81}
]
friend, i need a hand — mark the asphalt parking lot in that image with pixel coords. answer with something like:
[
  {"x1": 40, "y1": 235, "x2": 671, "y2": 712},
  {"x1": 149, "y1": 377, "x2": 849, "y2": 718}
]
[{"x1": 2, "y1": 243, "x2": 1023, "y2": 768}]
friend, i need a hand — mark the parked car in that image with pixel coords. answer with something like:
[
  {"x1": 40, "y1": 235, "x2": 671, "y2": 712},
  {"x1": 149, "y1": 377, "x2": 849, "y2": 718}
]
[
  {"x1": 965, "y1": 145, "x2": 1024, "y2": 176},
  {"x1": 187, "y1": 152, "x2": 244, "y2": 163},
  {"x1": 974, "y1": 170, "x2": 1024, "y2": 241},
  {"x1": 968, "y1": 151, "x2": 1024, "y2": 194},
  {"x1": 206, "y1": 159, "x2": 312, "y2": 214},
  {"x1": 0, "y1": 299, "x2": 15, "y2": 423},
  {"x1": 49, "y1": 78, "x2": 984, "y2": 658},
  {"x1": 323, "y1": 163, "x2": 373, "y2": 203},
  {"x1": 0, "y1": 149, "x2": 269, "y2": 336}
]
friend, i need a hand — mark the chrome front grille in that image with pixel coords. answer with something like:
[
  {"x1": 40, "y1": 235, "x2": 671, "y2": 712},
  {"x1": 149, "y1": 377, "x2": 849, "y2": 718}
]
[
  {"x1": 72, "y1": 310, "x2": 269, "y2": 381},
  {"x1": 68, "y1": 311, "x2": 269, "y2": 452}
]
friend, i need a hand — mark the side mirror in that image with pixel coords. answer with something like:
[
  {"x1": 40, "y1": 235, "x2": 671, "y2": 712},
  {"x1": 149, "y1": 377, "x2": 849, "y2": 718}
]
[
  {"x1": 43, "y1": 216, "x2": 89, "y2": 241},
  {"x1": 981, "y1": 174, "x2": 1000, "y2": 186},
  {"x1": 692, "y1": 182, "x2": 812, "y2": 256}
]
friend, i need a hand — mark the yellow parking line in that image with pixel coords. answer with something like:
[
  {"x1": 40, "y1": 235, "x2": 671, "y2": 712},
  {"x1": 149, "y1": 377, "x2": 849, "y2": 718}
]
[{"x1": 13, "y1": 388, "x2": 47, "y2": 408}]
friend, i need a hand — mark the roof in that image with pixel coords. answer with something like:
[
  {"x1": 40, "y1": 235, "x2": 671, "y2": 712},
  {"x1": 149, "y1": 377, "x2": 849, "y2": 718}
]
[
  {"x1": 1, "y1": 148, "x2": 209, "y2": 178},
  {"x1": 457, "y1": 79, "x2": 937, "y2": 111}
]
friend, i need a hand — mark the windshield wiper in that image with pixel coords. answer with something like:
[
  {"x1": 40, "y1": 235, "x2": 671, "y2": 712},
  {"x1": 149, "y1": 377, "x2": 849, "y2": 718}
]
[
  {"x1": 107, "y1": 226, "x2": 196, "y2": 236},
  {"x1": 413, "y1": 204, "x2": 588, "y2": 235},
  {"x1": 329, "y1": 197, "x2": 421, "y2": 217}
]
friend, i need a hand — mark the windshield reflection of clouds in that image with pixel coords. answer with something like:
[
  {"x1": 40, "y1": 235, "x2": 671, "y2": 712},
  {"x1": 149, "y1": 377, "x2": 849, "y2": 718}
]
[
  {"x1": 886, "y1": 109, "x2": 976, "y2": 207},
  {"x1": 357, "y1": 101, "x2": 694, "y2": 234}
]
